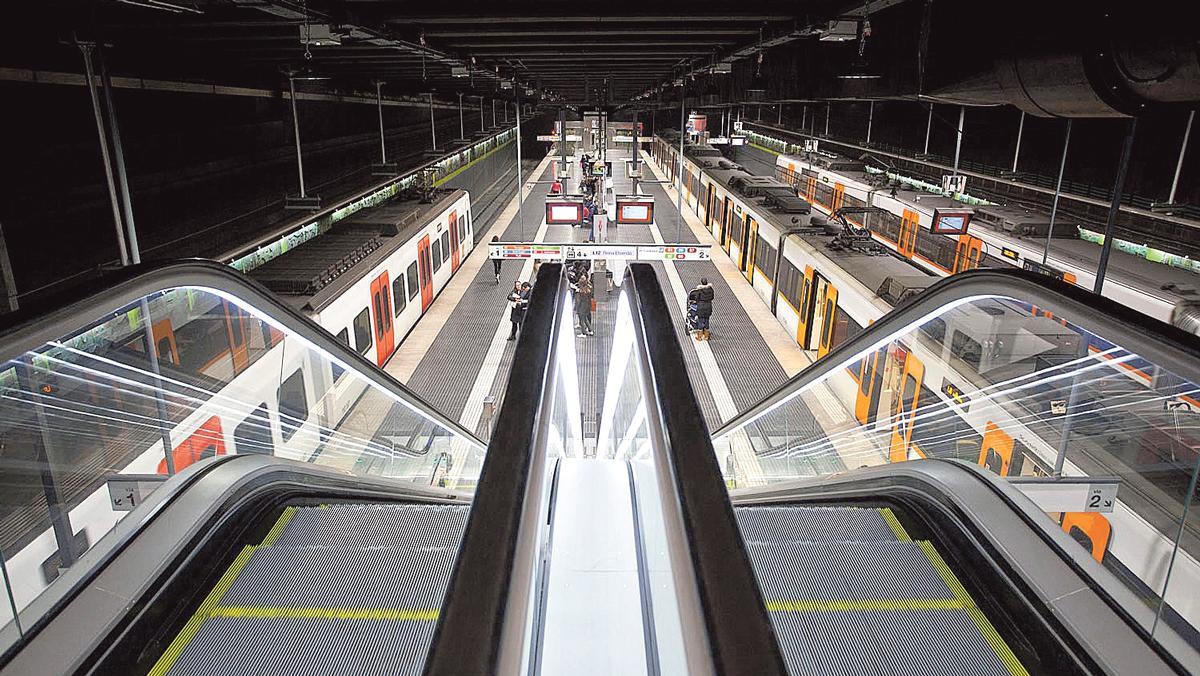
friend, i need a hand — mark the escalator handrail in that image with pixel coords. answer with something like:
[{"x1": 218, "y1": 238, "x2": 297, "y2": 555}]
[
  {"x1": 0, "y1": 258, "x2": 485, "y2": 448},
  {"x1": 424, "y1": 263, "x2": 567, "y2": 676},
  {"x1": 730, "y1": 459, "x2": 1200, "y2": 675},
  {"x1": 712, "y1": 266, "x2": 1200, "y2": 438},
  {"x1": 626, "y1": 263, "x2": 789, "y2": 676}
]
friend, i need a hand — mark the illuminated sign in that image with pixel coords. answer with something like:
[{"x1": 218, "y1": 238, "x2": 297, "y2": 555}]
[
  {"x1": 932, "y1": 209, "x2": 972, "y2": 235},
  {"x1": 489, "y1": 243, "x2": 711, "y2": 262},
  {"x1": 637, "y1": 246, "x2": 711, "y2": 261},
  {"x1": 616, "y1": 197, "x2": 654, "y2": 224},
  {"x1": 940, "y1": 378, "x2": 971, "y2": 411},
  {"x1": 546, "y1": 202, "x2": 584, "y2": 224},
  {"x1": 1001, "y1": 247, "x2": 1020, "y2": 261}
]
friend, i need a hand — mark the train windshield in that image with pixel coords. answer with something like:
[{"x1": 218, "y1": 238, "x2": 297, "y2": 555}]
[
  {"x1": 0, "y1": 266, "x2": 484, "y2": 638},
  {"x1": 712, "y1": 274, "x2": 1200, "y2": 655}
]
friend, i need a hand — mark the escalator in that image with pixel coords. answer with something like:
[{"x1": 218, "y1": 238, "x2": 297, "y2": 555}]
[{"x1": 0, "y1": 260, "x2": 1196, "y2": 675}]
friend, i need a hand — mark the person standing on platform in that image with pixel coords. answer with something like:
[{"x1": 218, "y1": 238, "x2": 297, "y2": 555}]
[
  {"x1": 687, "y1": 277, "x2": 715, "y2": 341},
  {"x1": 507, "y1": 281, "x2": 528, "y2": 341},
  {"x1": 491, "y1": 235, "x2": 503, "y2": 283},
  {"x1": 574, "y1": 273, "x2": 594, "y2": 337}
]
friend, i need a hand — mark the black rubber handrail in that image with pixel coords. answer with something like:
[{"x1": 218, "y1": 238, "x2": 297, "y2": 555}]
[
  {"x1": 712, "y1": 266, "x2": 1200, "y2": 438},
  {"x1": 0, "y1": 258, "x2": 485, "y2": 447},
  {"x1": 626, "y1": 263, "x2": 789, "y2": 676},
  {"x1": 424, "y1": 263, "x2": 566, "y2": 676}
]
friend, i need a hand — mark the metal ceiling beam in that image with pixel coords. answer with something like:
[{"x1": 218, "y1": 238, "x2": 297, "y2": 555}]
[
  {"x1": 425, "y1": 28, "x2": 760, "y2": 37},
  {"x1": 376, "y1": 14, "x2": 796, "y2": 24}
]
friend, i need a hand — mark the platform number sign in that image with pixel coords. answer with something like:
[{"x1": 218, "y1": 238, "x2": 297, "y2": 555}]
[{"x1": 1086, "y1": 484, "x2": 1117, "y2": 513}]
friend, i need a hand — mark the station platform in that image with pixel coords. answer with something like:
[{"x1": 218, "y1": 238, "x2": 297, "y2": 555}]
[{"x1": 381, "y1": 144, "x2": 842, "y2": 459}]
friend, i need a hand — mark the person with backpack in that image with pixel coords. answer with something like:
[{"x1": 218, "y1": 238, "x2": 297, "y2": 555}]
[{"x1": 687, "y1": 278, "x2": 715, "y2": 341}]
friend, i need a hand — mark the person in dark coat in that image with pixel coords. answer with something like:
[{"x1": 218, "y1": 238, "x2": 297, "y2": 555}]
[
  {"x1": 491, "y1": 235, "x2": 503, "y2": 283},
  {"x1": 507, "y1": 281, "x2": 529, "y2": 340},
  {"x1": 687, "y1": 277, "x2": 715, "y2": 341},
  {"x1": 573, "y1": 274, "x2": 594, "y2": 336}
]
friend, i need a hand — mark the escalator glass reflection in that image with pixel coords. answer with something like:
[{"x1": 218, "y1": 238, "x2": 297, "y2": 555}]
[
  {"x1": 0, "y1": 264, "x2": 485, "y2": 651},
  {"x1": 712, "y1": 278, "x2": 1200, "y2": 656}
]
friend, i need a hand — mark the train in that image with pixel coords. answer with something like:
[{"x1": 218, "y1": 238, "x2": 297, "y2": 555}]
[
  {"x1": 648, "y1": 133, "x2": 1200, "y2": 637},
  {"x1": 0, "y1": 187, "x2": 474, "y2": 613}
]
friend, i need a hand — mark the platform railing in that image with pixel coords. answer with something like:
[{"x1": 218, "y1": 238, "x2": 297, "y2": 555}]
[
  {"x1": 0, "y1": 259, "x2": 485, "y2": 653},
  {"x1": 710, "y1": 266, "x2": 1200, "y2": 661}
]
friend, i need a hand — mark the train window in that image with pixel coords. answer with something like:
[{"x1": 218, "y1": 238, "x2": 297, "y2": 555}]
[
  {"x1": 353, "y1": 308, "x2": 372, "y2": 355},
  {"x1": 822, "y1": 298, "x2": 836, "y2": 344},
  {"x1": 233, "y1": 403, "x2": 273, "y2": 456},
  {"x1": 156, "y1": 337, "x2": 176, "y2": 365},
  {"x1": 373, "y1": 294, "x2": 386, "y2": 336},
  {"x1": 860, "y1": 355, "x2": 873, "y2": 396},
  {"x1": 950, "y1": 330, "x2": 983, "y2": 370},
  {"x1": 921, "y1": 317, "x2": 947, "y2": 344},
  {"x1": 393, "y1": 276, "x2": 407, "y2": 316},
  {"x1": 440, "y1": 231, "x2": 450, "y2": 255},
  {"x1": 432, "y1": 239, "x2": 443, "y2": 272},
  {"x1": 380, "y1": 287, "x2": 392, "y2": 330},
  {"x1": 229, "y1": 305, "x2": 245, "y2": 347},
  {"x1": 829, "y1": 307, "x2": 863, "y2": 351},
  {"x1": 407, "y1": 262, "x2": 420, "y2": 300},
  {"x1": 755, "y1": 237, "x2": 777, "y2": 279},
  {"x1": 174, "y1": 302, "x2": 236, "y2": 375},
  {"x1": 277, "y1": 370, "x2": 308, "y2": 443},
  {"x1": 335, "y1": 328, "x2": 349, "y2": 347},
  {"x1": 916, "y1": 231, "x2": 956, "y2": 270}
]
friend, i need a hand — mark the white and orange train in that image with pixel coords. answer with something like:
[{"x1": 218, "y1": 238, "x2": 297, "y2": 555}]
[
  {"x1": 0, "y1": 188, "x2": 473, "y2": 613},
  {"x1": 649, "y1": 135, "x2": 1200, "y2": 636}
]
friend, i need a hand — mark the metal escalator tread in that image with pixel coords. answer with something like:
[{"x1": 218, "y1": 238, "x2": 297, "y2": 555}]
[
  {"x1": 736, "y1": 506, "x2": 1028, "y2": 676},
  {"x1": 151, "y1": 503, "x2": 470, "y2": 676}
]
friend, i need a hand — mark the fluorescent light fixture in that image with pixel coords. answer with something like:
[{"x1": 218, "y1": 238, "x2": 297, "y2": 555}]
[
  {"x1": 301, "y1": 24, "x2": 342, "y2": 46},
  {"x1": 451, "y1": 66, "x2": 469, "y2": 78},
  {"x1": 116, "y1": 0, "x2": 203, "y2": 13}
]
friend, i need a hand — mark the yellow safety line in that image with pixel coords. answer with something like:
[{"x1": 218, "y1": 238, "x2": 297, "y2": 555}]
[
  {"x1": 748, "y1": 142, "x2": 782, "y2": 157},
  {"x1": 878, "y1": 508, "x2": 912, "y2": 542},
  {"x1": 260, "y1": 506, "x2": 296, "y2": 547},
  {"x1": 767, "y1": 598, "x2": 961, "y2": 613},
  {"x1": 210, "y1": 606, "x2": 440, "y2": 622},
  {"x1": 433, "y1": 139, "x2": 515, "y2": 187},
  {"x1": 149, "y1": 546, "x2": 257, "y2": 676},
  {"x1": 918, "y1": 541, "x2": 1029, "y2": 676}
]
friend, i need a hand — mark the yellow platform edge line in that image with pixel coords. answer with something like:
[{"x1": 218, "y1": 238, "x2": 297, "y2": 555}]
[
  {"x1": 260, "y1": 506, "x2": 296, "y2": 547},
  {"x1": 210, "y1": 606, "x2": 440, "y2": 622},
  {"x1": 918, "y1": 540, "x2": 1029, "y2": 676},
  {"x1": 148, "y1": 545, "x2": 257, "y2": 676},
  {"x1": 878, "y1": 508, "x2": 912, "y2": 542},
  {"x1": 766, "y1": 598, "x2": 961, "y2": 614}
]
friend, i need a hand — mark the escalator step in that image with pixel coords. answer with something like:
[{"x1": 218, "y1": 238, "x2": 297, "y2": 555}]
[
  {"x1": 164, "y1": 616, "x2": 437, "y2": 676},
  {"x1": 746, "y1": 540, "x2": 954, "y2": 603},
  {"x1": 770, "y1": 607, "x2": 1018, "y2": 676},
  {"x1": 221, "y1": 545, "x2": 457, "y2": 610},
  {"x1": 736, "y1": 506, "x2": 906, "y2": 544},
  {"x1": 272, "y1": 504, "x2": 470, "y2": 549}
]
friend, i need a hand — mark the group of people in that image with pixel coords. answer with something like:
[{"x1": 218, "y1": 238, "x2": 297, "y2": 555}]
[{"x1": 507, "y1": 280, "x2": 532, "y2": 341}]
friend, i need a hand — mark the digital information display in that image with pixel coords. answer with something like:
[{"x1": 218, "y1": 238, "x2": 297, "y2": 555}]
[
  {"x1": 546, "y1": 203, "x2": 583, "y2": 224},
  {"x1": 932, "y1": 209, "x2": 972, "y2": 235},
  {"x1": 618, "y1": 204, "x2": 652, "y2": 224}
]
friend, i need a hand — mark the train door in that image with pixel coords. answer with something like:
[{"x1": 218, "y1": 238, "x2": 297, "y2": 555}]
[
  {"x1": 816, "y1": 282, "x2": 839, "y2": 358},
  {"x1": 705, "y1": 189, "x2": 717, "y2": 233},
  {"x1": 742, "y1": 216, "x2": 757, "y2": 277},
  {"x1": 805, "y1": 176, "x2": 817, "y2": 202},
  {"x1": 222, "y1": 300, "x2": 250, "y2": 374},
  {"x1": 722, "y1": 197, "x2": 733, "y2": 249},
  {"x1": 786, "y1": 163, "x2": 796, "y2": 189},
  {"x1": 889, "y1": 349, "x2": 925, "y2": 462},
  {"x1": 369, "y1": 271, "x2": 395, "y2": 367},
  {"x1": 796, "y1": 266, "x2": 816, "y2": 348},
  {"x1": 158, "y1": 415, "x2": 226, "y2": 474},
  {"x1": 978, "y1": 421, "x2": 1017, "y2": 476},
  {"x1": 855, "y1": 349, "x2": 885, "y2": 426},
  {"x1": 449, "y1": 211, "x2": 461, "y2": 272},
  {"x1": 831, "y1": 183, "x2": 845, "y2": 213},
  {"x1": 898, "y1": 209, "x2": 919, "y2": 259},
  {"x1": 953, "y1": 235, "x2": 983, "y2": 273},
  {"x1": 418, "y1": 235, "x2": 434, "y2": 311}
]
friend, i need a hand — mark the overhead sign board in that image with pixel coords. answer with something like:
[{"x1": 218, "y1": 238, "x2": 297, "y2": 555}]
[
  {"x1": 107, "y1": 474, "x2": 168, "y2": 512},
  {"x1": 489, "y1": 243, "x2": 711, "y2": 262}
]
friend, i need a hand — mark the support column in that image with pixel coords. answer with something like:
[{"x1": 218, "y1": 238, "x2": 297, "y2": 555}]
[
  {"x1": 479, "y1": 96, "x2": 485, "y2": 133},
  {"x1": 78, "y1": 42, "x2": 129, "y2": 266},
  {"x1": 558, "y1": 106, "x2": 567, "y2": 178},
  {"x1": 1095, "y1": 118, "x2": 1139, "y2": 295},
  {"x1": 429, "y1": 93, "x2": 438, "y2": 151},
  {"x1": 288, "y1": 75, "x2": 308, "y2": 198},
  {"x1": 458, "y1": 92, "x2": 465, "y2": 140},
  {"x1": 866, "y1": 101, "x2": 874, "y2": 145},
  {"x1": 801, "y1": 105, "x2": 807, "y2": 133},
  {"x1": 98, "y1": 47, "x2": 140, "y2": 262},
  {"x1": 375, "y1": 81, "x2": 387, "y2": 164},
  {"x1": 676, "y1": 86, "x2": 686, "y2": 241},
  {"x1": 825, "y1": 101, "x2": 831, "y2": 136},
  {"x1": 1168, "y1": 110, "x2": 1195, "y2": 205},
  {"x1": 492, "y1": 98, "x2": 497, "y2": 128},
  {"x1": 923, "y1": 102, "x2": 933, "y2": 155},
  {"x1": 1011, "y1": 110, "x2": 1025, "y2": 173},
  {"x1": 952, "y1": 106, "x2": 965, "y2": 173},
  {"x1": 1043, "y1": 120, "x2": 1073, "y2": 265},
  {"x1": 777, "y1": 104, "x2": 783, "y2": 125},
  {"x1": 514, "y1": 97, "x2": 525, "y2": 241}
]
